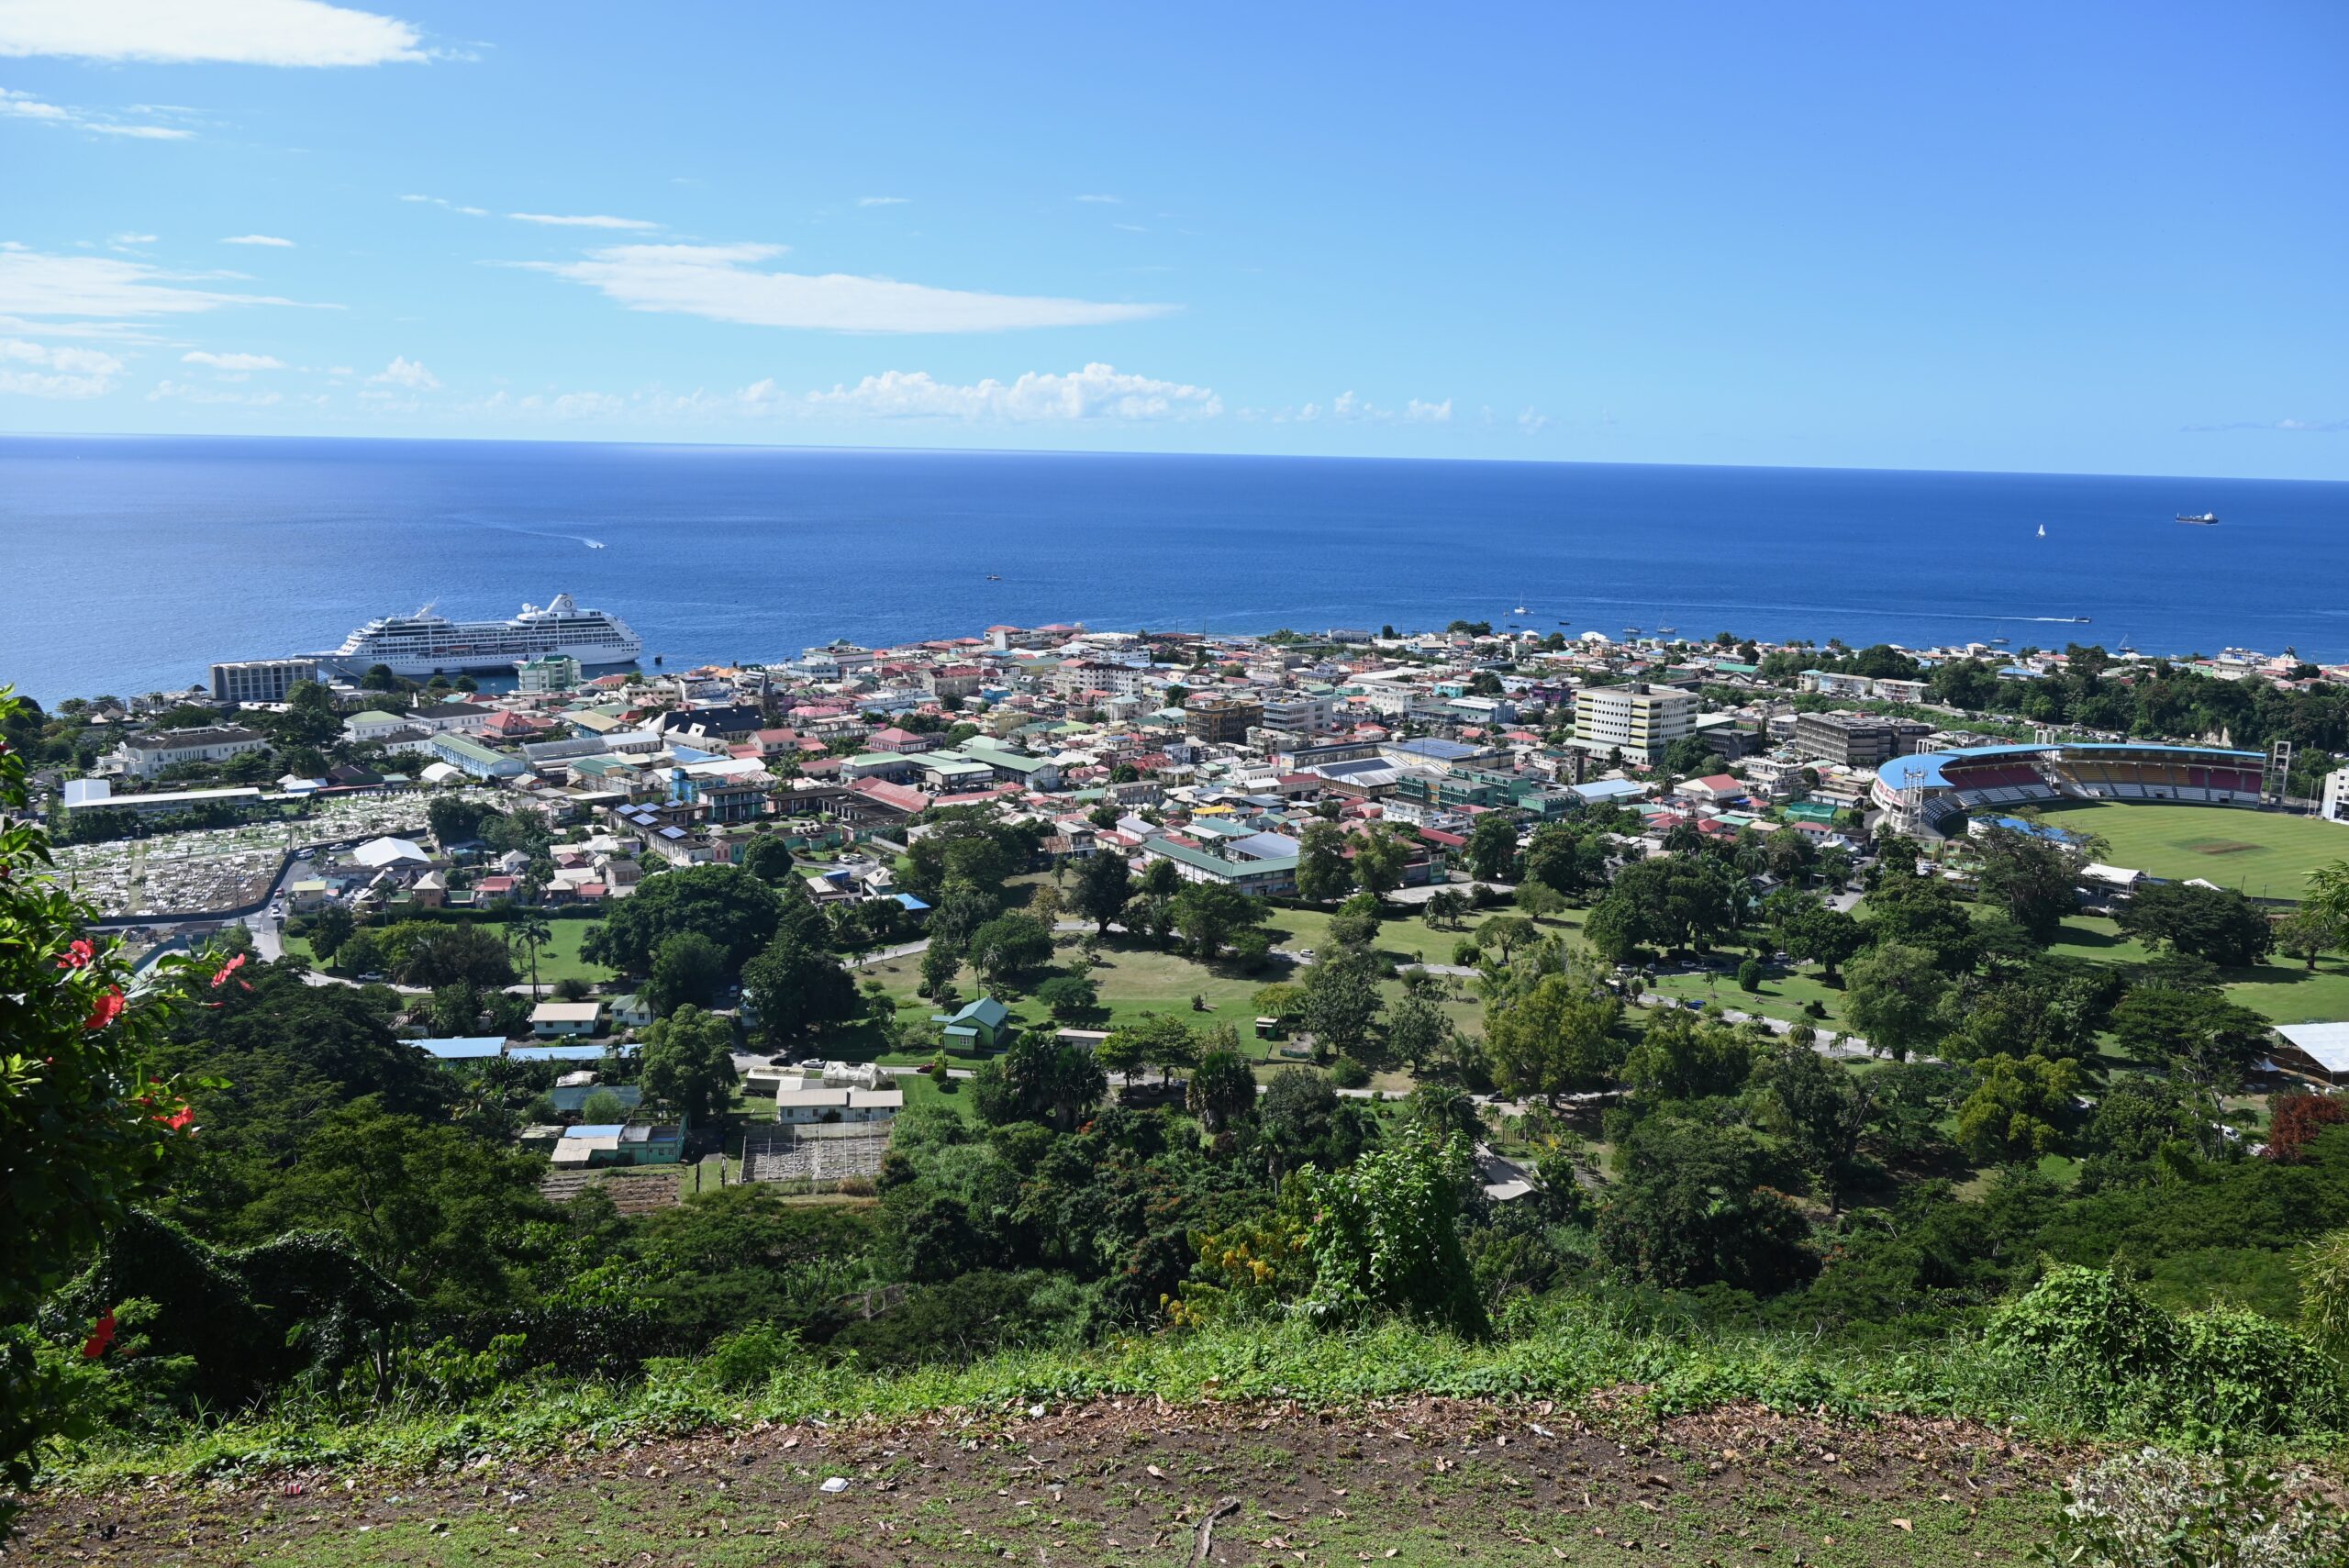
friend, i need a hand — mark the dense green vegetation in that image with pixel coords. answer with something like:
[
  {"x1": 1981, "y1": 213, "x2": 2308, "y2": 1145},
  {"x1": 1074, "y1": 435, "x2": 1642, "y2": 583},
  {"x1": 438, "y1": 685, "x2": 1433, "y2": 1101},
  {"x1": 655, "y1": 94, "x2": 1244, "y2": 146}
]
[{"x1": 17, "y1": 688, "x2": 2349, "y2": 1554}]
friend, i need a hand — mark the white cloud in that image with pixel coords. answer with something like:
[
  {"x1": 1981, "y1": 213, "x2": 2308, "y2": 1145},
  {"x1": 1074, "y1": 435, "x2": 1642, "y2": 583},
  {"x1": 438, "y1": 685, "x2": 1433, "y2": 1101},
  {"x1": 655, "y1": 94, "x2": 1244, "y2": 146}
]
[
  {"x1": 0, "y1": 84, "x2": 195, "y2": 138},
  {"x1": 0, "y1": 0, "x2": 427, "y2": 66},
  {"x1": 520, "y1": 241, "x2": 1174, "y2": 334},
  {"x1": 856, "y1": 196, "x2": 909, "y2": 207},
  {"x1": 1516, "y1": 406, "x2": 1553, "y2": 434},
  {"x1": 507, "y1": 212, "x2": 659, "y2": 230},
  {"x1": 1074, "y1": 194, "x2": 1120, "y2": 204},
  {"x1": 1329, "y1": 390, "x2": 1453, "y2": 424},
  {"x1": 0, "y1": 250, "x2": 316, "y2": 319},
  {"x1": 0, "y1": 336, "x2": 123, "y2": 396},
  {"x1": 109, "y1": 232, "x2": 159, "y2": 248},
  {"x1": 148, "y1": 377, "x2": 283, "y2": 406},
  {"x1": 182, "y1": 350, "x2": 285, "y2": 370},
  {"x1": 1112, "y1": 222, "x2": 1147, "y2": 233},
  {"x1": 796, "y1": 363, "x2": 1220, "y2": 422},
  {"x1": 366, "y1": 354, "x2": 438, "y2": 389},
  {"x1": 403, "y1": 193, "x2": 489, "y2": 217},
  {"x1": 0, "y1": 86, "x2": 70, "y2": 120},
  {"x1": 221, "y1": 233, "x2": 295, "y2": 247}
]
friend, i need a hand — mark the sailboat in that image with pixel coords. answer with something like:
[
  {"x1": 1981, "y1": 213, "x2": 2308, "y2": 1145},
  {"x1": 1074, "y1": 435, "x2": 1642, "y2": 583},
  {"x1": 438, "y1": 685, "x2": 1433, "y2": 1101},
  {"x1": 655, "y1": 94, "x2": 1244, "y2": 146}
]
[{"x1": 2036, "y1": 524, "x2": 2046, "y2": 539}]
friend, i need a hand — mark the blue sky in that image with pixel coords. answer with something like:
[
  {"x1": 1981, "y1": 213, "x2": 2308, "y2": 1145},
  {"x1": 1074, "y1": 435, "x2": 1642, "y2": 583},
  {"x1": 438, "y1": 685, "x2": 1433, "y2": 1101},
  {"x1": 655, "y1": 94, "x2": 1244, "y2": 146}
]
[{"x1": 1, "y1": 0, "x2": 2343, "y2": 476}]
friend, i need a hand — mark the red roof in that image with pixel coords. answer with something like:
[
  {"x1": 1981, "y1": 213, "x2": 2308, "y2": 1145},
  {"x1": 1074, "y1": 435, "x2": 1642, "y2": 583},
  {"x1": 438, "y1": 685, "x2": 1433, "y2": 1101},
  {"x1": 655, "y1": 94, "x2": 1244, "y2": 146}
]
[{"x1": 850, "y1": 778, "x2": 932, "y2": 814}]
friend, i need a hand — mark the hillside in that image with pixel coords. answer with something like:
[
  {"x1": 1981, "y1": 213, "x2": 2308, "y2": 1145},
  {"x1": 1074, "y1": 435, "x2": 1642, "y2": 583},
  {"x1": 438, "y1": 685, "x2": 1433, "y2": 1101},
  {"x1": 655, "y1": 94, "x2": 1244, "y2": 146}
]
[{"x1": 17, "y1": 1395, "x2": 2054, "y2": 1566}]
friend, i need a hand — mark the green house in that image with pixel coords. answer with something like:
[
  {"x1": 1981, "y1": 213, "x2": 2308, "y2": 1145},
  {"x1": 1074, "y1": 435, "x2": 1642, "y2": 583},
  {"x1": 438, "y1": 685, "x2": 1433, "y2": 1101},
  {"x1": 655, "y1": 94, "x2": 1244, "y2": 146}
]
[{"x1": 930, "y1": 995, "x2": 1011, "y2": 1052}]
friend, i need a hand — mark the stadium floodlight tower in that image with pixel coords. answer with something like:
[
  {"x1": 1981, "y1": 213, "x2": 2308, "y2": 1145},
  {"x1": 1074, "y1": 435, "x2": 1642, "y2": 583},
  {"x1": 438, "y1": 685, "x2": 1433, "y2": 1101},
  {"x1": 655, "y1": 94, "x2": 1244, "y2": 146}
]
[
  {"x1": 1895, "y1": 761, "x2": 1929, "y2": 836},
  {"x1": 2266, "y1": 740, "x2": 2294, "y2": 807}
]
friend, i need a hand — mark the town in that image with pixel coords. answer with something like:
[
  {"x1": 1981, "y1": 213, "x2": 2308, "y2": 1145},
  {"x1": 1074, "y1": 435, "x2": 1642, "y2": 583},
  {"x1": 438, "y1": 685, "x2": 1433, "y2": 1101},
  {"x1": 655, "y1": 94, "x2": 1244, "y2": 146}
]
[{"x1": 12, "y1": 611, "x2": 2349, "y2": 1560}]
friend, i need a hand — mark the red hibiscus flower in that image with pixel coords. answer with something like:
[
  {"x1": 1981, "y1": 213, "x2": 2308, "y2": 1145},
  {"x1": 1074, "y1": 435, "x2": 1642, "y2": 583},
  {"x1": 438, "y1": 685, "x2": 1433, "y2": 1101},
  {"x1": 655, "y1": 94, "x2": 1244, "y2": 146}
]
[
  {"x1": 163, "y1": 1105, "x2": 196, "y2": 1133},
  {"x1": 83, "y1": 987, "x2": 125, "y2": 1031},
  {"x1": 82, "y1": 1309, "x2": 116, "y2": 1360},
  {"x1": 56, "y1": 939, "x2": 95, "y2": 971},
  {"x1": 209, "y1": 952, "x2": 247, "y2": 989}
]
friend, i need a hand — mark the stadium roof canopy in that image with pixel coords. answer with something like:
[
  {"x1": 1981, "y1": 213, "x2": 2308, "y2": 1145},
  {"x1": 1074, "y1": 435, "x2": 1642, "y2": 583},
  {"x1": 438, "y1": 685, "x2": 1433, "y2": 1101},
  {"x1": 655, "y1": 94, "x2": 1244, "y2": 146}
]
[{"x1": 1875, "y1": 741, "x2": 2261, "y2": 794}]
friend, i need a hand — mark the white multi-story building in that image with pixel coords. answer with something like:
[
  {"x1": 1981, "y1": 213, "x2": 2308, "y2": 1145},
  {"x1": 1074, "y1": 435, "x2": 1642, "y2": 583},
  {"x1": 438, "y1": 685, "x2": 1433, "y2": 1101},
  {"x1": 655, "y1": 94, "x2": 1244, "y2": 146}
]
[
  {"x1": 108, "y1": 725, "x2": 270, "y2": 780},
  {"x1": 1571, "y1": 684, "x2": 1697, "y2": 763},
  {"x1": 211, "y1": 657, "x2": 320, "y2": 705}
]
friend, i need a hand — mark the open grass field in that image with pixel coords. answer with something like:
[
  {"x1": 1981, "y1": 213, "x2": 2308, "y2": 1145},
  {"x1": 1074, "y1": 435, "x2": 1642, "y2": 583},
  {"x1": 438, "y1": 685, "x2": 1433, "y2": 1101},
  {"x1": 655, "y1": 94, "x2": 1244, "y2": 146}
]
[
  {"x1": 283, "y1": 917, "x2": 615, "y2": 985},
  {"x1": 2033, "y1": 799, "x2": 2348, "y2": 899}
]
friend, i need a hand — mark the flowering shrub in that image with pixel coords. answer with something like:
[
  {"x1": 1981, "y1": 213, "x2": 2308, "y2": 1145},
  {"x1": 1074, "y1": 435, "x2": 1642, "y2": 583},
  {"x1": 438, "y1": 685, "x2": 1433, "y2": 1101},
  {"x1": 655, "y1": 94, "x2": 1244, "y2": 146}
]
[{"x1": 0, "y1": 690, "x2": 197, "y2": 1528}]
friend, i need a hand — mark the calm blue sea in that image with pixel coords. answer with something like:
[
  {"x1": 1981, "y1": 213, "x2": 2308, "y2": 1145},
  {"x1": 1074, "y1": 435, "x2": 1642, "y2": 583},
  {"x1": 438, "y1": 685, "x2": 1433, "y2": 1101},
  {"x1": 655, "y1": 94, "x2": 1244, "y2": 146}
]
[{"x1": 5, "y1": 435, "x2": 2347, "y2": 705}]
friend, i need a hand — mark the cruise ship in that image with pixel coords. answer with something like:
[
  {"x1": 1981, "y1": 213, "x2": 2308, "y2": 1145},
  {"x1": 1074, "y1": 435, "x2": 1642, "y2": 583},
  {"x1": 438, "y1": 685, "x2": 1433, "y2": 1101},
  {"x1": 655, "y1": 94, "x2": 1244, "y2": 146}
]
[{"x1": 319, "y1": 595, "x2": 643, "y2": 677}]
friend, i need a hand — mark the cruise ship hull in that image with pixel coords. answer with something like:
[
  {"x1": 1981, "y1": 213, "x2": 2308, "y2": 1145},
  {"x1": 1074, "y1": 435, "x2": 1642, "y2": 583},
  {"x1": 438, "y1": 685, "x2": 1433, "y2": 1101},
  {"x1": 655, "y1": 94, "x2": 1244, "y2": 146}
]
[
  {"x1": 322, "y1": 640, "x2": 642, "y2": 678},
  {"x1": 316, "y1": 595, "x2": 643, "y2": 677}
]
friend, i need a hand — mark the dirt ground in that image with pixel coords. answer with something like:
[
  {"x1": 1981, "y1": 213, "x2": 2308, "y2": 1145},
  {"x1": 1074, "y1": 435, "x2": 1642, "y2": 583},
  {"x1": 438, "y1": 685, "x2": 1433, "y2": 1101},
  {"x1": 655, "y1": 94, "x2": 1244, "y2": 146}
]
[{"x1": 12, "y1": 1396, "x2": 2059, "y2": 1566}]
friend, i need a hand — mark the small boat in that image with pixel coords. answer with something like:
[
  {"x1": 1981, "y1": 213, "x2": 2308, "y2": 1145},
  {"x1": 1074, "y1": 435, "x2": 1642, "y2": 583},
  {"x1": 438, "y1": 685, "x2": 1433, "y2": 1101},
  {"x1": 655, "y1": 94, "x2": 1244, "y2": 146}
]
[
  {"x1": 986, "y1": 573, "x2": 1002, "y2": 581},
  {"x1": 652, "y1": 653, "x2": 663, "y2": 666},
  {"x1": 2036, "y1": 524, "x2": 2045, "y2": 538},
  {"x1": 2176, "y1": 512, "x2": 2219, "y2": 526},
  {"x1": 1512, "y1": 605, "x2": 1529, "y2": 615}
]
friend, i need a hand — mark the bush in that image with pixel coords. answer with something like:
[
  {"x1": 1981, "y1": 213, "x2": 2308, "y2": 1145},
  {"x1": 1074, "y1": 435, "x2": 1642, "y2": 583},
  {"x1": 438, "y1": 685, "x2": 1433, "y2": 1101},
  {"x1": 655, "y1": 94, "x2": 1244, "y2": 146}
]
[
  {"x1": 699, "y1": 1322, "x2": 807, "y2": 1391},
  {"x1": 1735, "y1": 959, "x2": 1763, "y2": 993},
  {"x1": 2045, "y1": 1447, "x2": 2349, "y2": 1568},
  {"x1": 1989, "y1": 1266, "x2": 2347, "y2": 1438},
  {"x1": 1330, "y1": 1056, "x2": 1371, "y2": 1089}
]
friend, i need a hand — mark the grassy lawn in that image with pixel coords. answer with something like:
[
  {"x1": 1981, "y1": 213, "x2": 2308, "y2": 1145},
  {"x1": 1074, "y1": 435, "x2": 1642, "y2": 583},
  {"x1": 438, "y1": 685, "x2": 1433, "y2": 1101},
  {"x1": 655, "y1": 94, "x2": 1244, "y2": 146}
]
[
  {"x1": 2045, "y1": 913, "x2": 2349, "y2": 1025},
  {"x1": 2033, "y1": 799, "x2": 2348, "y2": 899},
  {"x1": 283, "y1": 917, "x2": 616, "y2": 985},
  {"x1": 1645, "y1": 962, "x2": 1848, "y2": 1028}
]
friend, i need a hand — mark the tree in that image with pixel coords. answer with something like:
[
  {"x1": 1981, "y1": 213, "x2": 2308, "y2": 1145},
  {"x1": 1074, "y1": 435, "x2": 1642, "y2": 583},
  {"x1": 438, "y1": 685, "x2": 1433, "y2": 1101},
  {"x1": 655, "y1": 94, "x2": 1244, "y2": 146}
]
[
  {"x1": 737, "y1": 835, "x2": 797, "y2": 884},
  {"x1": 1290, "y1": 1135, "x2": 1486, "y2": 1337},
  {"x1": 1257, "y1": 1068, "x2": 1371, "y2": 1185},
  {"x1": 1523, "y1": 823, "x2": 1610, "y2": 897},
  {"x1": 2116, "y1": 882, "x2": 2277, "y2": 969},
  {"x1": 1299, "y1": 944, "x2": 1387, "y2": 1064},
  {"x1": 1621, "y1": 1011, "x2": 1754, "y2": 1101},
  {"x1": 580, "y1": 863, "x2": 785, "y2": 976},
  {"x1": 381, "y1": 920, "x2": 515, "y2": 990},
  {"x1": 2110, "y1": 985, "x2": 2270, "y2": 1089},
  {"x1": 972, "y1": 1030, "x2": 1107, "y2": 1132},
  {"x1": 1749, "y1": 1043, "x2": 1870, "y2": 1211},
  {"x1": 1587, "y1": 855, "x2": 1739, "y2": 960},
  {"x1": 1352, "y1": 828, "x2": 1409, "y2": 897},
  {"x1": 307, "y1": 902, "x2": 356, "y2": 962},
  {"x1": 1480, "y1": 975, "x2": 1623, "y2": 1103},
  {"x1": 918, "y1": 941, "x2": 962, "y2": 1001},
  {"x1": 507, "y1": 911, "x2": 553, "y2": 996},
  {"x1": 739, "y1": 925, "x2": 859, "y2": 1044},
  {"x1": 645, "y1": 929, "x2": 728, "y2": 1016},
  {"x1": 1954, "y1": 1053, "x2": 2082, "y2": 1165},
  {"x1": 1478, "y1": 914, "x2": 1536, "y2": 963},
  {"x1": 1035, "y1": 973, "x2": 1098, "y2": 1020},
  {"x1": 1426, "y1": 887, "x2": 1471, "y2": 929},
  {"x1": 2307, "y1": 861, "x2": 2349, "y2": 952},
  {"x1": 1170, "y1": 881, "x2": 1263, "y2": 961},
  {"x1": 1970, "y1": 826, "x2": 2081, "y2": 944},
  {"x1": 1514, "y1": 881, "x2": 1568, "y2": 923},
  {"x1": 1067, "y1": 849, "x2": 1131, "y2": 934},
  {"x1": 1775, "y1": 897, "x2": 1865, "y2": 983},
  {"x1": 333, "y1": 927, "x2": 384, "y2": 978},
  {"x1": 1763, "y1": 826, "x2": 1816, "y2": 885},
  {"x1": 966, "y1": 912, "x2": 1055, "y2": 989},
  {"x1": 1385, "y1": 989, "x2": 1459, "y2": 1074},
  {"x1": 1840, "y1": 941, "x2": 1951, "y2": 1060},
  {"x1": 1094, "y1": 1027, "x2": 1147, "y2": 1086},
  {"x1": 1596, "y1": 1119, "x2": 1811, "y2": 1291},
  {"x1": 429, "y1": 981, "x2": 483, "y2": 1038},
  {"x1": 637, "y1": 1005, "x2": 740, "y2": 1127},
  {"x1": 1186, "y1": 1048, "x2": 1258, "y2": 1132},
  {"x1": 2268, "y1": 1092, "x2": 2349, "y2": 1163},
  {"x1": 2276, "y1": 908, "x2": 2337, "y2": 973},
  {"x1": 0, "y1": 691, "x2": 200, "y2": 1522},
  {"x1": 1295, "y1": 821, "x2": 1356, "y2": 904},
  {"x1": 1464, "y1": 812, "x2": 1520, "y2": 882}
]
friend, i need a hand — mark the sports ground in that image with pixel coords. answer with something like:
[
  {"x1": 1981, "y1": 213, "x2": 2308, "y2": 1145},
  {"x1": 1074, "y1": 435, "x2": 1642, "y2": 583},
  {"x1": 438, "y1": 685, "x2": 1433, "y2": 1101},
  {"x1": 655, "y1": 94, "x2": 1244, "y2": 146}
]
[{"x1": 2034, "y1": 800, "x2": 2348, "y2": 900}]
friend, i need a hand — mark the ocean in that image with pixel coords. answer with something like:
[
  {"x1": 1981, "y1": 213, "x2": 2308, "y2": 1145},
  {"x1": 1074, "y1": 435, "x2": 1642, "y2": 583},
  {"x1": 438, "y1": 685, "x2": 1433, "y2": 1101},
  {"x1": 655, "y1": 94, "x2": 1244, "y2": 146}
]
[{"x1": 6, "y1": 434, "x2": 2347, "y2": 705}]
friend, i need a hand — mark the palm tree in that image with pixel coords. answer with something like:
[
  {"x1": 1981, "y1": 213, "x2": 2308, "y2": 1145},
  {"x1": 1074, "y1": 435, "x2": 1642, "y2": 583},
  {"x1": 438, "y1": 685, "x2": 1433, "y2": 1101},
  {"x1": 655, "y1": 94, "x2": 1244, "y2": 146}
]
[{"x1": 512, "y1": 913, "x2": 553, "y2": 997}]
